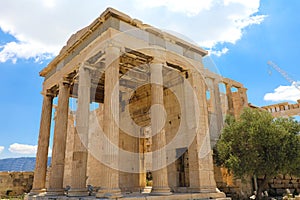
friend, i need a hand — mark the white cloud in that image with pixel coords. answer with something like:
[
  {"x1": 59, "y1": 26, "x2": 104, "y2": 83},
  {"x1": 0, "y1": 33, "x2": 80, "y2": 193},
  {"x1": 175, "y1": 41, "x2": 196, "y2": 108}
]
[
  {"x1": 136, "y1": 0, "x2": 214, "y2": 17},
  {"x1": 0, "y1": 146, "x2": 4, "y2": 154},
  {"x1": 9, "y1": 143, "x2": 37, "y2": 155},
  {"x1": 264, "y1": 82, "x2": 300, "y2": 102},
  {"x1": 0, "y1": 0, "x2": 265, "y2": 62},
  {"x1": 43, "y1": 0, "x2": 56, "y2": 8},
  {"x1": 209, "y1": 47, "x2": 229, "y2": 57},
  {"x1": 0, "y1": 41, "x2": 55, "y2": 64},
  {"x1": 139, "y1": 0, "x2": 265, "y2": 52},
  {"x1": 8, "y1": 143, "x2": 52, "y2": 157}
]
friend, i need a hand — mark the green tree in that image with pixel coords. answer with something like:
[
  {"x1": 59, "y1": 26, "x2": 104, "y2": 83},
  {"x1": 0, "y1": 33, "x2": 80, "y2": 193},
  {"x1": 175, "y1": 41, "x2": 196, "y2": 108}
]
[{"x1": 214, "y1": 108, "x2": 300, "y2": 199}]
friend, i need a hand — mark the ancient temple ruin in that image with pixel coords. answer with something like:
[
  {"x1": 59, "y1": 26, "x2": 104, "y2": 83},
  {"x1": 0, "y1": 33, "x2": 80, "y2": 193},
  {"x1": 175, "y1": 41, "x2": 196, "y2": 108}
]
[{"x1": 29, "y1": 8, "x2": 248, "y2": 199}]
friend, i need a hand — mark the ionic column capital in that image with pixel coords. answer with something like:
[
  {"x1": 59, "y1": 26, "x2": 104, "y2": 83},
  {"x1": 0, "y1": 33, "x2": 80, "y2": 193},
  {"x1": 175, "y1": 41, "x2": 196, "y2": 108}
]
[
  {"x1": 41, "y1": 90, "x2": 55, "y2": 97},
  {"x1": 61, "y1": 78, "x2": 71, "y2": 86},
  {"x1": 150, "y1": 62, "x2": 165, "y2": 68},
  {"x1": 105, "y1": 43, "x2": 122, "y2": 53},
  {"x1": 80, "y1": 62, "x2": 96, "y2": 73},
  {"x1": 224, "y1": 82, "x2": 232, "y2": 88}
]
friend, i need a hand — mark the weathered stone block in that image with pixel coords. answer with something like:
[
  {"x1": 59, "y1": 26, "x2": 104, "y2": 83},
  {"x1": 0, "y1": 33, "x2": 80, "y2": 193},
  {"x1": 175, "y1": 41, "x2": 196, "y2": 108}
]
[
  {"x1": 0, "y1": 172, "x2": 33, "y2": 197},
  {"x1": 291, "y1": 179, "x2": 298, "y2": 184},
  {"x1": 274, "y1": 179, "x2": 282, "y2": 184},
  {"x1": 272, "y1": 183, "x2": 285, "y2": 189},
  {"x1": 276, "y1": 188, "x2": 286, "y2": 195},
  {"x1": 284, "y1": 183, "x2": 293, "y2": 188},
  {"x1": 284, "y1": 174, "x2": 292, "y2": 180}
]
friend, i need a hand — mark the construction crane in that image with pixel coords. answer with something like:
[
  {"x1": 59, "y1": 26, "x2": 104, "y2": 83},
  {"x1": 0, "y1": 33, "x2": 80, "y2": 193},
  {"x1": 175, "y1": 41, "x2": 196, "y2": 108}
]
[{"x1": 267, "y1": 61, "x2": 300, "y2": 91}]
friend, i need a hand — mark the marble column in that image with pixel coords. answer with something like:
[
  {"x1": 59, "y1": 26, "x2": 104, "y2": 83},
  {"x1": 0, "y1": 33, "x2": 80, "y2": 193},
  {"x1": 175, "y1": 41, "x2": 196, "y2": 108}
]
[
  {"x1": 187, "y1": 70, "x2": 216, "y2": 193},
  {"x1": 225, "y1": 83, "x2": 234, "y2": 115},
  {"x1": 96, "y1": 45, "x2": 122, "y2": 198},
  {"x1": 150, "y1": 63, "x2": 172, "y2": 196},
  {"x1": 212, "y1": 79, "x2": 223, "y2": 145},
  {"x1": 47, "y1": 80, "x2": 70, "y2": 196},
  {"x1": 30, "y1": 90, "x2": 54, "y2": 195},
  {"x1": 68, "y1": 66, "x2": 91, "y2": 196}
]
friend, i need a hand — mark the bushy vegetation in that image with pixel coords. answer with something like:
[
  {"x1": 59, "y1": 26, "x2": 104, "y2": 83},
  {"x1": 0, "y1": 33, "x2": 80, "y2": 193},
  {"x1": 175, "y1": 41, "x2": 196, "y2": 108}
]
[{"x1": 214, "y1": 108, "x2": 300, "y2": 199}]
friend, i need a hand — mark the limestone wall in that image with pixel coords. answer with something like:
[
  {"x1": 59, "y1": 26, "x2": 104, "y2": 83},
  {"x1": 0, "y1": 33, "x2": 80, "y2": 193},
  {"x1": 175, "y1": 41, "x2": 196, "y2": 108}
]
[
  {"x1": 0, "y1": 171, "x2": 33, "y2": 197},
  {"x1": 213, "y1": 165, "x2": 252, "y2": 199},
  {"x1": 261, "y1": 175, "x2": 300, "y2": 196},
  {"x1": 214, "y1": 165, "x2": 300, "y2": 199}
]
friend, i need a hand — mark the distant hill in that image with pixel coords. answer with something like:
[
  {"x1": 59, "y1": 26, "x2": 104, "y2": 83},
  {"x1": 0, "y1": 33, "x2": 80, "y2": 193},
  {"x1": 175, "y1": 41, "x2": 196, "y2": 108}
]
[{"x1": 0, "y1": 157, "x2": 51, "y2": 172}]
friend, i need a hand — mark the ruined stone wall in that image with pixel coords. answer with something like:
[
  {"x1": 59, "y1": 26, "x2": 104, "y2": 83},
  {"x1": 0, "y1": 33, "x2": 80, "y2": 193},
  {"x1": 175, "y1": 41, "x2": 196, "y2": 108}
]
[
  {"x1": 213, "y1": 165, "x2": 252, "y2": 199},
  {"x1": 0, "y1": 171, "x2": 33, "y2": 197},
  {"x1": 232, "y1": 89, "x2": 248, "y2": 117},
  {"x1": 64, "y1": 107, "x2": 107, "y2": 189},
  {"x1": 262, "y1": 99, "x2": 300, "y2": 117},
  {"x1": 260, "y1": 175, "x2": 300, "y2": 196}
]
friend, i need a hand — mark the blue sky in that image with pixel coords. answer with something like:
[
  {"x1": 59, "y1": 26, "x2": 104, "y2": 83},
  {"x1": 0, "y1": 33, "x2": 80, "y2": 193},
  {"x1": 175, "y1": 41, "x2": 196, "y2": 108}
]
[{"x1": 0, "y1": 0, "x2": 299, "y2": 158}]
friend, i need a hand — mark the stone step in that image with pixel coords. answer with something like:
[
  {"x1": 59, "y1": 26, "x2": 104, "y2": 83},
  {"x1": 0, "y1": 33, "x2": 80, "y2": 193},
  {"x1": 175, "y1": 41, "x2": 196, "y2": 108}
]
[{"x1": 141, "y1": 186, "x2": 152, "y2": 193}]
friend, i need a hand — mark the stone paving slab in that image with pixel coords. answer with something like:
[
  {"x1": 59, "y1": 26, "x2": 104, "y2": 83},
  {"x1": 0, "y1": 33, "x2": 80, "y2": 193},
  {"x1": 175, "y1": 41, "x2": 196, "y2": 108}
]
[{"x1": 26, "y1": 192, "x2": 229, "y2": 200}]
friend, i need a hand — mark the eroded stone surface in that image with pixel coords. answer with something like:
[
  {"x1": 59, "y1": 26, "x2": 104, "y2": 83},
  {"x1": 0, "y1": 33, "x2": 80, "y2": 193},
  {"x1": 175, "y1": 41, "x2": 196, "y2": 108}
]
[{"x1": 0, "y1": 172, "x2": 33, "y2": 197}]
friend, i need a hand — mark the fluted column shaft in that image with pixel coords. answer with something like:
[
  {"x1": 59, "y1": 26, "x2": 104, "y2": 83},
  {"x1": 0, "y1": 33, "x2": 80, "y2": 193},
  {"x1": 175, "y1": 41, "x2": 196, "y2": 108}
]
[
  {"x1": 30, "y1": 92, "x2": 53, "y2": 195},
  {"x1": 150, "y1": 63, "x2": 171, "y2": 195},
  {"x1": 68, "y1": 67, "x2": 91, "y2": 196},
  {"x1": 188, "y1": 70, "x2": 216, "y2": 193},
  {"x1": 96, "y1": 45, "x2": 121, "y2": 198},
  {"x1": 47, "y1": 81, "x2": 70, "y2": 195},
  {"x1": 213, "y1": 79, "x2": 223, "y2": 138}
]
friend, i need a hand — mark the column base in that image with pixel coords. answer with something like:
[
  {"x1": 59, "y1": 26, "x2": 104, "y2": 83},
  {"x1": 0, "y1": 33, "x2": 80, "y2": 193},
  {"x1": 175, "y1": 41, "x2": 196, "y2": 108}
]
[
  {"x1": 67, "y1": 188, "x2": 89, "y2": 197},
  {"x1": 28, "y1": 188, "x2": 46, "y2": 196},
  {"x1": 96, "y1": 188, "x2": 122, "y2": 199},
  {"x1": 150, "y1": 186, "x2": 172, "y2": 196},
  {"x1": 45, "y1": 188, "x2": 65, "y2": 196}
]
